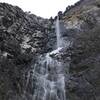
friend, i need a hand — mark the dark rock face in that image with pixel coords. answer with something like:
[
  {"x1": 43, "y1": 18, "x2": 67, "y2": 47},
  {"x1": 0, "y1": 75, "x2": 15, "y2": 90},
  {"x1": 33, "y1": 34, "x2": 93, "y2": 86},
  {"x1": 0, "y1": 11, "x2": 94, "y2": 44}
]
[
  {"x1": 62, "y1": 0, "x2": 100, "y2": 100},
  {"x1": 0, "y1": 3, "x2": 52, "y2": 100},
  {"x1": 0, "y1": 0, "x2": 100, "y2": 100}
]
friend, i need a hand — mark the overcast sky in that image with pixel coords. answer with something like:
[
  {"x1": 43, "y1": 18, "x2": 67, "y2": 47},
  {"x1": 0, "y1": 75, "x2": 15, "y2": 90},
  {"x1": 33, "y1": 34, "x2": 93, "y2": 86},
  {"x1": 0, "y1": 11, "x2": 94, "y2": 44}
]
[{"x1": 0, "y1": 0, "x2": 79, "y2": 18}]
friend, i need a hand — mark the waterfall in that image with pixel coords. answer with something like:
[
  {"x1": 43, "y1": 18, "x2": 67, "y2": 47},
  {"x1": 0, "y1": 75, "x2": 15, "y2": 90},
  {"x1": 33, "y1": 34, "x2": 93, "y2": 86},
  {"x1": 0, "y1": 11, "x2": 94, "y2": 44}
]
[
  {"x1": 32, "y1": 17, "x2": 66, "y2": 100},
  {"x1": 56, "y1": 16, "x2": 62, "y2": 48}
]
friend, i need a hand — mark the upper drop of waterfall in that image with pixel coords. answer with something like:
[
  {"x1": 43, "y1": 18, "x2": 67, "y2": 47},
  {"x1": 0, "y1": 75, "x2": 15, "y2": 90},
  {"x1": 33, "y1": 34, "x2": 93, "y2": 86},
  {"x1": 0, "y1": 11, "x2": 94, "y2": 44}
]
[{"x1": 56, "y1": 16, "x2": 63, "y2": 48}]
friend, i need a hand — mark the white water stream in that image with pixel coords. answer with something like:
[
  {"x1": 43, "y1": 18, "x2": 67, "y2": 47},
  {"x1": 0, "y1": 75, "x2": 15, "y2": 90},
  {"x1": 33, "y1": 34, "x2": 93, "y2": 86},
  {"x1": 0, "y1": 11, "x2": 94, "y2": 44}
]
[{"x1": 32, "y1": 17, "x2": 66, "y2": 100}]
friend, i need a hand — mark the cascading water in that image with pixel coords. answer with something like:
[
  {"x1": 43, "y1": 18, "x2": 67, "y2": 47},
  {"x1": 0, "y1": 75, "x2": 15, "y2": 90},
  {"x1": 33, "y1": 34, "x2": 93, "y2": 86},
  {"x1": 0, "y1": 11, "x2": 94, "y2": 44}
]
[{"x1": 32, "y1": 16, "x2": 66, "y2": 100}]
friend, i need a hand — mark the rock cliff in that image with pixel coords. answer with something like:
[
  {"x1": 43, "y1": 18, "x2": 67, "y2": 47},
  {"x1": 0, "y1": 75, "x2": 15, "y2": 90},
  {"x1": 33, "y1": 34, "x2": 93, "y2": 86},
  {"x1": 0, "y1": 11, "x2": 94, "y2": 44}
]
[{"x1": 0, "y1": 0, "x2": 100, "y2": 100}]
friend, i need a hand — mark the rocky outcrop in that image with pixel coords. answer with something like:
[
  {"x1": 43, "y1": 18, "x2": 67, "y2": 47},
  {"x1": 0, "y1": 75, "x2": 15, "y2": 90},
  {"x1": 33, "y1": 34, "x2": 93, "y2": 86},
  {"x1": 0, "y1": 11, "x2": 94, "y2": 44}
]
[
  {"x1": 61, "y1": 0, "x2": 100, "y2": 100},
  {"x1": 0, "y1": 0, "x2": 100, "y2": 100},
  {"x1": 0, "y1": 3, "x2": 52, "y2": 100}
]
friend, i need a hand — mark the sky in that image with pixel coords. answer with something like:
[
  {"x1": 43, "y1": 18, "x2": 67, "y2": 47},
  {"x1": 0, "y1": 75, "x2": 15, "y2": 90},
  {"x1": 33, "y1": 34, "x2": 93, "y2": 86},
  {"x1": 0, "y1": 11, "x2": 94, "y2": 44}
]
[{"x1": 0, "y1": 0, "x2": 79, "y2": 18}]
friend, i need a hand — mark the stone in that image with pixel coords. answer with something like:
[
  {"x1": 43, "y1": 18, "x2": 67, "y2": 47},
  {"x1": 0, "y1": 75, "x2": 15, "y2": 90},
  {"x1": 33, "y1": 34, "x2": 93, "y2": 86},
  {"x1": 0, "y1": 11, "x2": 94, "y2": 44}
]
[{"x1": 0, "y1": 0, "x2": 100, "y2": 100}]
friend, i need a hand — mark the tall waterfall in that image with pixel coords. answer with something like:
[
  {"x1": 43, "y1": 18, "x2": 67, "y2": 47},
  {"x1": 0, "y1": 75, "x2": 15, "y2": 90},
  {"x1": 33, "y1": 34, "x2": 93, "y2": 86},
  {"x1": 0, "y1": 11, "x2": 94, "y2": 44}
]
[{"x1": 32, "y1": 17, "x2": 66, "y2": 100}]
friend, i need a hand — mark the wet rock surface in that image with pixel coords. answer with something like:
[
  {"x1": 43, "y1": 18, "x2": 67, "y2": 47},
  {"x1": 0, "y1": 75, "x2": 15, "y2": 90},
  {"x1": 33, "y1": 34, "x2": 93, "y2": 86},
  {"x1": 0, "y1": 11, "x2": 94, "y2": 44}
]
[{"x1": 0, "y1": 0, "x2": 100, "y2": 100}]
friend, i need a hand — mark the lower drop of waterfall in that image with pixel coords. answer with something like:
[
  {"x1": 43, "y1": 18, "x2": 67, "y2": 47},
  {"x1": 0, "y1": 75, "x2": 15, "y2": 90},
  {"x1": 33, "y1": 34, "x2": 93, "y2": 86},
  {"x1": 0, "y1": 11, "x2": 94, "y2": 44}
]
[{"x1": 32, "y1": 48, "x2": 66, "y2": 100}]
